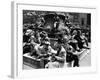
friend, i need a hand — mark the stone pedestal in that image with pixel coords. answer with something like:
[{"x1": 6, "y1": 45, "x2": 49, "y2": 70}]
[{"x1": 23, "y1": 53, "x2": 44, "y2": 69}]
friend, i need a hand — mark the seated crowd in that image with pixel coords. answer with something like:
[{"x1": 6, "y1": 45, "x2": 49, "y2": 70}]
[{"x1": 23, "y1": 25, "x2": 89, "y2": 68}]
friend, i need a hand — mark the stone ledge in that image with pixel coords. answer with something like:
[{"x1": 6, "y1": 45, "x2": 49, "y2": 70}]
[{"x1": 23, "y1": 53, "x2": 44, "y2": 69}]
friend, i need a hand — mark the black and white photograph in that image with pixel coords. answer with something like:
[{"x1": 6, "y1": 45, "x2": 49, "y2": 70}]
[
  {"x1": 23, "y1": 10, "x2": 91, "y2": 69},
  {"x1": 11, "y1": 2, "x2": 97, "y2": 78}
]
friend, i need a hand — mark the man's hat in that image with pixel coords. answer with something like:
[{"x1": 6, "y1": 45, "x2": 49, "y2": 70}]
[
  {"x1": 26, "y1": 29, "x2": 32, "y2": 33},
  {"x1": 40, "y1": 31, "x2": 47, "y2": 37},
  {"x1": 44, "y1": 41, "x2": 50, "y2": 45},
  {"x1": 67, "y1": 45, "x2": 73, "y2": 52}
]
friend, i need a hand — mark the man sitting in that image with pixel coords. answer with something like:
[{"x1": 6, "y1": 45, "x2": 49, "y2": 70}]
[
  {"x1": 32, "y1": 41, "x2": 57, "y2": 68},
  {"x1": 66, "y1": 45, "x2": 79, "y2": 67}
]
